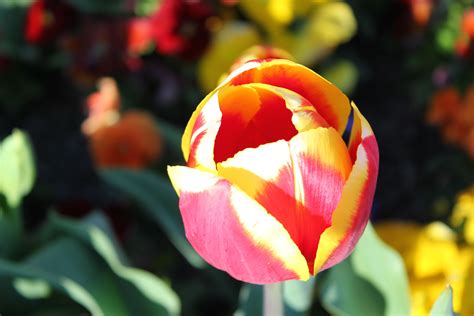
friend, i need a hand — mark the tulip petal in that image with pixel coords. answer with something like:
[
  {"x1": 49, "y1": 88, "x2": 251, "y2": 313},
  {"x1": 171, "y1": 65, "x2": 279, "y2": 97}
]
[
  {"x1": 248, "y1": 83, "x2": 330, "y2": 131},
  {"x1": 167, "y1": 165, "x2": 310, "y2": 283},
  {"x1": 314, "y1": 107, "x2": 379, "y2": 272},
  {"x1": 214, "y1": 85, "x2": 297, "y2": 163},
  {"x1": 224, "y1": 59, "x2": 351, "y2": 133},
  {"x1": 186, "y1": 93, "x2": 222, "y2": 171},
  {"x1": 347, "y1": 102, "x2": 362, "y2": 163},
  {"x1": 217, "y1": 127, "x2": 352, "y2": 273},
  {"x1": 182, "y1": 91, "x2": 216, "y2": 163}
]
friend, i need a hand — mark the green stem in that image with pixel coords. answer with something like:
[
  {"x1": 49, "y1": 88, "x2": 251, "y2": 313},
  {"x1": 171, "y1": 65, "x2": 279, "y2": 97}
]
[{"x1": 263, "y1": 283, "x2": 284, "y2": 316}]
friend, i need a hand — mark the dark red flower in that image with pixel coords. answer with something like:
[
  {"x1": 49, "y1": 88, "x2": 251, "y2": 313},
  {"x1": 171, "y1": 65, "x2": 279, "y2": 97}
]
[
  {"x1": 25, "y1": 0, "x2": 75, "y2": 44},
  {"x1": 151, "y1": 0, "x2": 214, "y2": 60},
  {"x1": 25, "y1": 0, "x2": 45, "y2": 43}
]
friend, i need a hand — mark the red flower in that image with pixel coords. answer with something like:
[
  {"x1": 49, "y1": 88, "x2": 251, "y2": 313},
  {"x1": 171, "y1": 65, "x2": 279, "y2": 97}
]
[
  {"x1": 25, "y1": 0, "x2": 46, "y2": 43},
  {"x1": 127, "y1": 18, "x2": 154, "y2": 55},
  {"x1": 151, "y1": 0, "x2": 214, "y2": 60},
  {"x1": 25, "y1": 0, "x2": 74, "y2": 44}
]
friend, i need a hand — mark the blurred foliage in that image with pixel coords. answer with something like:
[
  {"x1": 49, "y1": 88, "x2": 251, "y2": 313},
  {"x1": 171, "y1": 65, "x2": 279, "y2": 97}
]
[
  {"x1": 320, "y1": 223, "x2": 410, "y2": 316},
  {"x1": 0, "y1": 0, "x2": 473, "y2": 315}
]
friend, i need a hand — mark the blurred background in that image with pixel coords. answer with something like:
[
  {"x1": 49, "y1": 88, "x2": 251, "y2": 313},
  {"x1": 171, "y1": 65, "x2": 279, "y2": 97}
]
[{"x1": 0, "y1": 0, "x2": 473, "y2": 315}]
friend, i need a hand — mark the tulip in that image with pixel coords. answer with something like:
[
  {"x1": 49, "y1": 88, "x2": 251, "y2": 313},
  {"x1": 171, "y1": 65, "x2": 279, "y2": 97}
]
[{"x1": 168, "y1": 59, "x2": 379, "y2": 284}]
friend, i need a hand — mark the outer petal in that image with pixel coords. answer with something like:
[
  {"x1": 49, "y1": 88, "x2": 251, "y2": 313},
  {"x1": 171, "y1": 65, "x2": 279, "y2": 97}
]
[
  {"x1": 217, "y1": 127, "x2": 352, "y2": 273},
  {"x1": 222, "y1": 59, "x2": 351, "y2": 133},
  {"x1": 185, "y1": 93, "x2": 222, "y2": 171},
  {"x1": 314, "y1": 105, "x2": 379, "y2": 272},
  {"x1": 182, "y1": 91, "x2": 216, "y2": 162},
  {"x1": 347, "y1": 102, "x2": 362, "y2": 163},
  {"x1": 167, "y1": 165, "x2": 310, "y2": 284}
]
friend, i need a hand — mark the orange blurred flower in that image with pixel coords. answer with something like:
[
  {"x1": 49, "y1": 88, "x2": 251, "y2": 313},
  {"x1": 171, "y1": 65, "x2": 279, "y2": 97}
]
[
  {"x1": 462, "y1": 8, "x2": 474, "y2": 39},
  {"x1": 82, "y1": 77, "x2": 121, "y2": 136},
  {"x1": 407, "y1": 0, "x2": 434, "y2": 27},
  {"x1": 426, "y1": 86, "x2": 474, "y2": 158},
  {"x1": 83, "y1": 77, "x2": 162, "y2": 169},
  {"x1": 90, "y1": 110, "x2": 162, "y2": 169},
  {"x1": 426, "y1": 87, "x2": 462, "y2": 126}
]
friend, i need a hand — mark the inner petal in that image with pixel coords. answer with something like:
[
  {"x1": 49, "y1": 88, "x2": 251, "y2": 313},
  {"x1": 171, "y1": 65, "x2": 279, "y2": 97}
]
[
  {"x1": 228, "y1": 59, "x2": 351, "y2": 133},
  {"x1": 217, "y1": 128, "x2": 352, "y2": 273},
  {"x1": 213, "y1": 85, "x2": 297, "y2": 163}
]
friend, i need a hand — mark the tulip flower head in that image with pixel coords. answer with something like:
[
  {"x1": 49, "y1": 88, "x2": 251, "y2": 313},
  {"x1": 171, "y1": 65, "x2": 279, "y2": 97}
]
[{"x1": 168, "y1": 59, "x2": 379, "y2": 284}]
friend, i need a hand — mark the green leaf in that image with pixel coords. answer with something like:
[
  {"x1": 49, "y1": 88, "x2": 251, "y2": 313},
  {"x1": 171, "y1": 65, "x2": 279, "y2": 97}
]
[
  {"x1": 0, "y1": 129, "x2": 36, "y2": 209},
  {"x1": 0, "y1": 212, "x2": 180, "y2": 315},
  {"x1": 0, "y1": 258, "x2": 103, "y2": 315},
  {"x1": 320, "y1": 222, "x2": 411, "y2": 316},
  {"x1": 48, "y1": 212, "x2": 181, "y2": 315},
  {"x1": 99, "y1": 168, "x2": 206, "y2": 268},
  {"x1": 429, "y1": 286, "x2": 455, "y2": 316},
  {"x1": 351, "y1": 223, "x2": 411, "y2": 316},
  {"x1": 320, "y1": 259, "x2": 385, "y2": 316},
  {"x1": 12, "y1": 277, "x2": 52, "y2": 299}
]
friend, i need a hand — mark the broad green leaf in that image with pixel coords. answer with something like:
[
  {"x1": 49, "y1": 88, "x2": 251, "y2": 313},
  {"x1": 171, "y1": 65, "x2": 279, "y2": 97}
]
[
  {"x1": 351, "y1": 223, "x2": 411, "y2": 316},
  {"x1": 48, "y1": 212, "x2": 180, "y2": 315},
  {"x1": 100, "y1": 168, "x2": 206, "y2": 268},
  {"x1": 25, "y1": 237, "x2": 130, "y2": 316},
  {"x1": 429, "y1": 286, "x2": 455, "y2": 316},
  {"x1": 13, "y1": 278, "x2": 52, "y2": 299},
  {"x1": 320, "y1": 259, "x2": 385, "y2": 316},
  {"x1": 320, "y1": 222, "x2": 411, "y2": 316},
  {"x1": 0, "y1": 129, "x2": 35, "y2": 209},
  {"x1": 0, "y1": 258, "x2": 103, "y2": 315},
  {"x1": 0, "y1": 212, "x2": 180, "y2": 315}
]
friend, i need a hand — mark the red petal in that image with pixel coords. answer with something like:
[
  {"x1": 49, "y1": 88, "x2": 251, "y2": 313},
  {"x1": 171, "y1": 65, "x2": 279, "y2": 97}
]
[{"x1": 168, "y1": 166, "x2": 309, "y2": 283}]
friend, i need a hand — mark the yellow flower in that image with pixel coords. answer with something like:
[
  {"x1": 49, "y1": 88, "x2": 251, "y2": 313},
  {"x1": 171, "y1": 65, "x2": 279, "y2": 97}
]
[
  {"x1": 239, "y1": 0, "x2": 357, "y2": 65},
  {"x1": 197, "y1": 21, "x2": 261, "y2": 92},
  {"x1": 198, "y1": 1, "x2": 357, "y2": 92},
  {"x1": 376, "y1": 221, "x2": 474, "y2": 316},
  {"x1": 451, "y1": 186, "x2": 474, "y2": 244}
]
